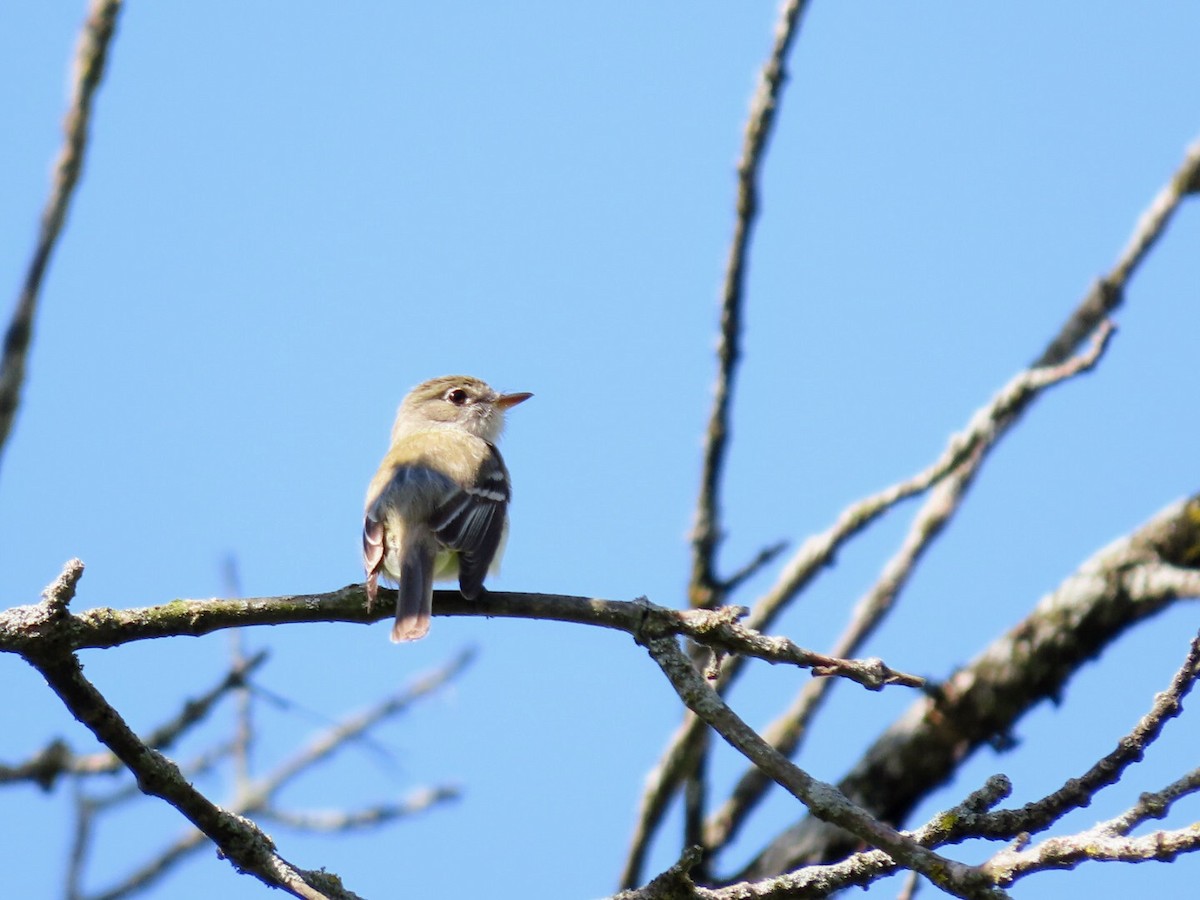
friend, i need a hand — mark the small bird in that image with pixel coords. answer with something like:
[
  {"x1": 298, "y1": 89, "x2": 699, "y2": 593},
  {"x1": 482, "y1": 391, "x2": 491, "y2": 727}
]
[{"x1": 363, "y1": 375, "x2": 531, "y2": 642}]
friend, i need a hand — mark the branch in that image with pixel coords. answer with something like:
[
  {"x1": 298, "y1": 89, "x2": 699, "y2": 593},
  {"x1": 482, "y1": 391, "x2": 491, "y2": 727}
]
[
  {"x1": 615, "y1": 778, "x2": 1013, "y2": 899},
  {"x1": 0, "y1": 649, "x2": 266, "y2": 789},
  {"x1": 625, "y1": 128, "x2": 1200, "y2": 879},
  {"x1": 988, "y1": 819, "x2": 1200, "y2": 884},
  {"x1": 741, "y1": 495, "x2": 1200, "y2": 879},
  {"x1": 952, "y1": 632, "x2": 1200, "y2": 845},
  {"x1": 1034, "y1": 136, "x2": 1200, "y2": 368},
  {"x1": 65, "y1": 741, "x2": 237, "y2": 900},
  {"x1": 623, "y1": 627, "x2": 1199, "y2": 900},
  {"x1": 689, "y1": 0, "x2": 813, "y2": 609},
  {"x1": 258, "y1": 786, "x2": 462, "y2": 832},
  {"x1": 247, "y1": 647, "x2": 475, "y2": 801},
  {"x1": 620, "y1": 617, "x2": 1200, "y2": 900},
  {"x1": 638, "y1": 636, "x2": 1002, "y2": 900},
  {"x1": 684, "y1": 0, "x2": 814, "y2": 873},
  {"x1": 0, "y1": 587, "x2": 924, "y2": 693},
  {"x1": 983, "y1": 764, "x2": 1200, "y2": 885},
  {"x1": 746, "y1": 318, "x2": 1115, "y2": 644},
  {"x1": 702, "y1": 322, "x2": 1118, "y2": 851},
  {"x1": 19, "y1": 562, "x2": 341, "y2": 900},
  {"x1": 0, "y1": 0, "x2": 124, "y2": 470},
  {"x1": 624, "y1": 318, "x2": 1115, "y2": 878},
  {"x1": 72, "y1": 650, "x2": 472, "y2": 900}
]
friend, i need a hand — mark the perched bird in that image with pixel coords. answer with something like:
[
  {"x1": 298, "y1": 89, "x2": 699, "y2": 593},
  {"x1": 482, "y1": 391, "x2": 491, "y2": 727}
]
[{"x1": 363, "y1": 375, "x2": 531, "y2": 642}]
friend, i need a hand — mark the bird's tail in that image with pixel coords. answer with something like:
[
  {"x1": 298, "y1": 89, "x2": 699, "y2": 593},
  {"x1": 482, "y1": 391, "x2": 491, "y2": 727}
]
[{"x1": 392, "y1": 541, "x2": 434, "y2": 642}]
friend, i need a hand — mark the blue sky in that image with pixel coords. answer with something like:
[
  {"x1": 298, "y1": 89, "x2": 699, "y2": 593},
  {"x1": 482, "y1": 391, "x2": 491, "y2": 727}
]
[{"x1": 2, "y1": 4, "x2": 1198, "y2": 899}]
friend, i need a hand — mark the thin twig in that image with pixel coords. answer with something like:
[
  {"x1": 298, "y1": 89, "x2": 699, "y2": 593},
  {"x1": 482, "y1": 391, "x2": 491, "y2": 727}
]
[
  {"x1": 258, "y1": 786, "x2": 462, "y2": 832},
  {"x1": 0, "y1": 0, "x2": 124, "y2": 471},
  {"x1": 0, "y1": 651, "x2": 267, "y2": 788},
  {"x1": 689, "y1": 0, "x2": 813, "y2": 611},
  {"x1": 897, "y1": 869, "x2": 922, "y2": 900},
  {"x1": 744, "y1": 320, "x2": 1116, "y2": 642},
  {"x1": 719, "y1": 541, "x2": 788, "y2": 595},
  {"x1": 250, "y1": 647, "x2": 475, "y2": 799},
  {"x1": 65, "y1": 779, "x2": 96, "y2": 900},
  {"x1": 1034, "y1": 136, "x2": 1200, "y2": 368},
  {"x1": 222, "y1": 554, "x2": 255, "y2": 792}
]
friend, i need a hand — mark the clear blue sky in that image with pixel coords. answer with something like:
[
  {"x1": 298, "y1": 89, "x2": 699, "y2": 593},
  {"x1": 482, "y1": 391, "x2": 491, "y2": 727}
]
[{"x1": 2, "y1": 4, "x2": 1198, "y2": 899}]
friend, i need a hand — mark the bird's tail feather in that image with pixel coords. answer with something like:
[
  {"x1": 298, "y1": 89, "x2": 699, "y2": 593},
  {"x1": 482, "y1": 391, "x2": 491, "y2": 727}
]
[{"x1": 391, "y1": 542, "x2": 434, "y2": 642}]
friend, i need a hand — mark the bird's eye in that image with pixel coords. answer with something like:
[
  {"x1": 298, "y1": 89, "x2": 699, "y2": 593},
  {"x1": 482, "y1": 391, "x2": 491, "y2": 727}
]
[{"x1": 446, "y1": 388, "x2": 469, "y2": 406}]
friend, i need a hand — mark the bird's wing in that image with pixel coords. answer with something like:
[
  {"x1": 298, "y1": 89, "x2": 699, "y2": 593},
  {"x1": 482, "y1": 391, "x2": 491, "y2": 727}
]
[
  {"x1": 363, "y1": 515, "x2": 386, "y2": 607},
  {"x1": 429, "y1": 444, "x2": 510, "y2": 600}
]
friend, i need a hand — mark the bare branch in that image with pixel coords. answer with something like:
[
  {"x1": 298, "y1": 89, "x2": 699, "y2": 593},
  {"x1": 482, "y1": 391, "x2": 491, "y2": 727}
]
[
  {"x1": 249, "y1": 647, "x2": 475, "y2": 800},
  {"x1": 71, "y1": 651, "x2": 472, "y2": 900},
  {"x1": 690, "y1": 0, "x2": 814, "y2": 610},
  {"x1": 702, "y1": 323, "x2": 1117, "y2": 850},
  {"x1": 632, "y1": 130, "x2": 1200, "y2": 876},
  {"x1": 2, "y1": 586, "x2": 922, "y2": 695},
  {"x1": 719, "y1": 541, "x2": 788, "y2": 595},
  {"x1": 20, "y1": 563, "x2": 349, "y2": 900},
  {"x1": 983, "y1": 779, "x2": 1200, "y2": 886},
  {"x1": 746, "y1": 319, "x2": 1116, "y2": 642},
  {"x1": 87, "y1": 741, "x2": 238, "y2": 813},
  {"x1": 676, "y1": 632, "x2": 1200, "y2": 896},
  {"x1": 3, "y1": 570, "x2": 922, "y2": 895},
  {"x1": 896, "y1": 870, "x2": 922, "y2": 900},
  {"x1": 638, "y1": 635, "x2": 1002, "y2": 900},
  {"x1": 617, "y1": 777, "x2": 1013, "y2": 899},
  {"x1": 684, "y1": 0, "x2": 814, "y2": 874},
  {"x1": 66, "y1": 742, "x2": 236, "y2": 900},
  {"x1": 628, "y1": 318, "x2": 1115, "y2": 872},
  {"x1": 0, "y1": 0, "x2": 124, "y2": 470},
  {"x1": 1102, "y1": 769, "x2": 1200, "y2": 837},
  {"x1": 962, "y1": 633, "x2": 1200, "y2": 844},
  {"x1": 83, "y1": 828, "x2": 210, "y2": 900},
  {"x1": 66, "y1": 780, "x2": 96, "y2": 900},
  {"x1": 222, "y1": 554, "x2": 255, "y2": 791},
  {"x1": 259, "y1": 786, "x2": 462, "y2": 832},
  {"x1": 0, "y1": 650, "x2": 266, "y2": 789},
  {"x1": 741, "y1": 494, "x2": 1200, "y2": 879},
  {"x1": 1035, "y1": 136, "x2": 1200, "y2": 368}
]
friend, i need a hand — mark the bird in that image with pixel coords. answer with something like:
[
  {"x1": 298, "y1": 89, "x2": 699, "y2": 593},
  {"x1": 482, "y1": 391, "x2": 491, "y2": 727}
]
[{"x1": 363, "y1": 375, "x2": 531, "y2": 642}]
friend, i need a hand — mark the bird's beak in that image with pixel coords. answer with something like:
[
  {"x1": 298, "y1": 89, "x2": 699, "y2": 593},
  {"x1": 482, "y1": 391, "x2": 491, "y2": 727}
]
[{"x1": 495, "y1": 391, "x2": 533, "y2": 410}]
